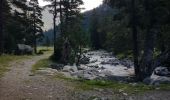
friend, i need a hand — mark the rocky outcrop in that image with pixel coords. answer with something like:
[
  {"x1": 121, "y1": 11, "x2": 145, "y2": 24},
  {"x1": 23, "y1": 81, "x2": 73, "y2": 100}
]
[
  {"x1": 143, "y1": 67, "x2": 170, "y2": 85},
  {"x1": 154, "y1": 67, "x2": 170, "y2": 76},
  {"x1": 16, "y1": 44, "x2": 33, "y2": 55}
]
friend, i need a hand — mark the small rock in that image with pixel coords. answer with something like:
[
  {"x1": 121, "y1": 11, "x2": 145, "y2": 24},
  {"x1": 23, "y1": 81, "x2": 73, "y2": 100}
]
[
  {"x1": 122, "y1": 93, "x2": 128, "y2": 96},
  {"x1": 83, "y1": 74, "x2": 97, "y2": 80},
  {"x1": 80, "y1": 55, "x2": 90, "y2": 64},
  {"x1": 77, "y1": 65, "x2": 88, "y2": 70},
  {"x1": 119, "y1": 89, "x2": 124, "y2": 93}
]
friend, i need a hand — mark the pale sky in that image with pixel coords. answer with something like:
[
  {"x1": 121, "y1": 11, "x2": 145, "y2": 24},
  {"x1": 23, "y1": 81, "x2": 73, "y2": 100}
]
[
  {"x1": 38, "y1": 0, "x2": 103, "y2": 12},
  {"x1": 38, "y1": 0, "x2": 103, "y2": 30}
]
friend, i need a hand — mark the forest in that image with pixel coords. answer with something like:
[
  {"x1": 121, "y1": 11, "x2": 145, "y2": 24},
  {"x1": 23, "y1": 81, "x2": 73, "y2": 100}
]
[{"x1": 0, "y1": 0, "x2": 170, "y2": 100}]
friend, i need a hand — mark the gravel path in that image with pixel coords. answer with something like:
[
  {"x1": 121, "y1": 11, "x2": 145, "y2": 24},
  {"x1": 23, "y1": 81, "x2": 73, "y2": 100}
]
[
  {"x1": 0, "y1": 53, "x2": 170, "y2": 100},
  {"x1": 0, "y1": 54, "x2": 75, "y2": 100}
]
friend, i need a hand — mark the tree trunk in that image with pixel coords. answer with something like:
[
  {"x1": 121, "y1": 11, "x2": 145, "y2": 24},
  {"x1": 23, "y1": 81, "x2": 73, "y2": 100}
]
[
  {"x1": 59, "y1": 0, "x2": 63, "y2": 35},
  {"x1": 33, "y1": 5, "x2": 37, "y2": 54},
  {"x1": 53, "y1": 0, "x2": 57, "y2": 55},
  {"x1": 0, "y1": 0, "x2": 4, "y2": 55},
  {"x1": 140, "y1": 28, "x2": 156, "y2": 80},
  {"x1": 131, "y1": 0, "x2": 140, "y2": 80},
  {"x1": 139, "y1": 0, "x2": 157, "y2": 80},
  {"x1": 62, "y1": 38, "x2": 71, "y2": 64}
]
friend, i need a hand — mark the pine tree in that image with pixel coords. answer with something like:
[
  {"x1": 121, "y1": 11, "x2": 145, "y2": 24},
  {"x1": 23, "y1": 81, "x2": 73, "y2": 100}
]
[
  {"x1": 130, "y1": 0, "x2": 140, "y2": 80},
  {"x1": 0, "y1": 0, "x2": 4, "y2": 55},
  {"x1": 44, "y1": 0, "x2": 59, "y2": 55},
  {"x1": 44, "y1": 0, "x2": 84, "y2": 63},
  {"x1": 60, "y1": 0, "x2": 83, "y2": 64},
  {"x1": 90, "y1": 9, "x2": 101, "y2": 50},
  {"x1": 105, "y1": 0, "x2": 170, "y2": 80},
  {"x1": 29, "y1": 0, "x2": 44, "y2": 54},
  {"x1": 12, "y1": 0, "x2": 32, "y2": 44},
  {"x1": 0, "y1": 0, "x2": 12, "y2": 54}
]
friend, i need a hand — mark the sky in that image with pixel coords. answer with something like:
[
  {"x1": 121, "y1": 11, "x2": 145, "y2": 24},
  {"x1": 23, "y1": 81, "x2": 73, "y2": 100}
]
[
  {"x1": 38, "y1": 0, "x2": 103, "y2": 30},
  {"x1": 38, "y1": 0, "x2": 103, "y2": 11}
]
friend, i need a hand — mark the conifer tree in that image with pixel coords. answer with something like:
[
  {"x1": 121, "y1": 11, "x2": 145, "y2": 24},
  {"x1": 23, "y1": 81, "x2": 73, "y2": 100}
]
[
  {"x1": 0, "y1": 0, "x2": 4, "y2": 55},
  {"x1": 44, "y1": 0, "x2": 59, "y2": 55},
  {"x1": 29, "y1": 0, "x2": 44, "y2": 53}
]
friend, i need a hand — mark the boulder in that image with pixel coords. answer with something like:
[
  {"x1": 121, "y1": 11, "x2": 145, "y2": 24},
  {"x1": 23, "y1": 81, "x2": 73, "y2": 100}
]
[
  {"x1": 63, "y1": 65, "x2": 78, "y2": 72},
  {"x1": 143, "y1": 67, "x2": 170, "y2": 85},
  {"x1": 80, "y1": 55, "x2": 90, "y2": 64},
  {"x1": 144, "y1": 75, "x2": 170, "y2": 85},
  {"x1": 16, "y1": 44, "x2": 33, "y2": 55},
  {"x1": 154, "y1": 67, "x2": 170, "y2": 76}
]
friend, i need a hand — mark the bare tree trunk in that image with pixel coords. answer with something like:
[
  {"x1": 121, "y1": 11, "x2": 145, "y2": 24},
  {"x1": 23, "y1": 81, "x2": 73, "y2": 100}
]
[
  {"x1": 131, "y1": 0, "x2": 140, "y2": 80},
  {"x1": 0, "y1": 0, "x2": 4, "y2": 55}
]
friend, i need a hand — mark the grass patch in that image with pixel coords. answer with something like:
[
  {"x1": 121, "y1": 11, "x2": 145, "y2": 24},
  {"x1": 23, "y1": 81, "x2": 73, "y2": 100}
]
[
  {"x1": 36, "y1": 46, "x2": 54, "y2": 55},
  {"x1": 0, "y1": 55, "x2": 31, "y2": 78},
  {"x1": 75, "y1": 80, "x2": 155, "y2": 94},
  {"x1": 37, "y1": 46, "x2": 53, "y2": 52},
  {"x1": 32, "y1": 58, "x2": 52, "y2": 73},
  {"x1": 54, "y1": 74, "x2": 170, "y2": 94}
]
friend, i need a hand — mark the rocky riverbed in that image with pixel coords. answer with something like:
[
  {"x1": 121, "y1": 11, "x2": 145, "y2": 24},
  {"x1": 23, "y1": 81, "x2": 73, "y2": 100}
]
[
  {"x1": 39, "y1": 50, "x2": 135, "y2": 81},
  {"x1": 37, "y1": 50, "x2": 170, "y2": 85}
]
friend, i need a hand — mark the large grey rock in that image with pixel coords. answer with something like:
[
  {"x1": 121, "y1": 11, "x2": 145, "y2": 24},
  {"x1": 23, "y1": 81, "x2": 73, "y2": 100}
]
[
  {"x1": 71, "y1": 69, "x2": 99, "y2": 80},
  {"x1": 154, "y1": 67, "x2": 170, "y2": 76},
  {"x1": 144, "y1": 75, "x2": 170, "y2": 85},
  {"x1": 16, "y1": 44, "x2": 33, "y2": 54},
  {"x1": 63, "y1": 65, "x2": 78, "y2": 72},
  {"x1": 143, "y1": 67, "x2": 170, "y2": 85}
]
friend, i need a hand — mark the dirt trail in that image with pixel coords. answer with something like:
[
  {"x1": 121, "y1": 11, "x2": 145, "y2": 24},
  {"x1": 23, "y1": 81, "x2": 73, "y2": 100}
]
[{"x1": 0, "y1": 54, "x2": 74, "y2": 100}]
